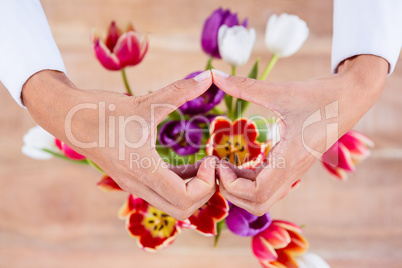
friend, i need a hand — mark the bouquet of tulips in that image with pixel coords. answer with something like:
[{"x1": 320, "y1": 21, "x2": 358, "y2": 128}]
[{"x1": 22, "y1": 7, "x2": 375, "y2": 268}]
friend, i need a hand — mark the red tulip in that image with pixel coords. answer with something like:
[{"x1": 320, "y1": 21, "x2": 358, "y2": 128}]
[
  {"x1": 322, "y1": 130, "x2": 374, "y2": 180},
  {"x1": 252, "y1": 220, "x2": 309, "y2": 268},
  {"x1": 119, "y1": 195, "x2": 190, "y2": 252},
  {"x1": 55, "y1": 138, "x2": 86, "y2": 160},
  {"x1": 91, "y1": 21, "x2": 148, "y2": 70},
  {"x1": 206, "y1": 117, "x2": 271, "y2": 169}
]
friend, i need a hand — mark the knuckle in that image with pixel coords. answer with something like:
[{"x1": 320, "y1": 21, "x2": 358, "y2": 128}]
[
  {"x1": 254, "y1": 190, "x2": 269, "y2": 204},
  {"x1": 253, "y1": 206, "x2": 267, "y2": 217},
  {"x1": 174, "y1": 211, "x2": 192, "y2": 221},
  {"x1": 170, "y1": 80, "x2": 188, "y2": 91},
  {"x1": 234, "y1": 76, "x2": 257, "y2": 91},
  {"x1": 172, "y1": 198, "x2": 192, "y2": 211}
]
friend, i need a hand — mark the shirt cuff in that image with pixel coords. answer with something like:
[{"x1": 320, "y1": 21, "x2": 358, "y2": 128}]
[
  {"x1": 0, "y1": 0, "x2": 66, "y2": 107},
  {"x1": 332, "y1": 0, "x2": 402, "y2": 75}
]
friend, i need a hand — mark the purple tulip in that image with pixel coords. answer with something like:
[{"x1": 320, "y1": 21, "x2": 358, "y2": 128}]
[
  {"x1": 179, "y1": 71, "x2": 225, "y2": 115},
  {"x1": 159, "y1": 120, "x2": 202, "y2": 156},
  {"x1": 225, "y1": 205, "x2": 272, "y2": 237},
  {"x1": 201, "y1": 8, "x2": 248, "y2": 58}
]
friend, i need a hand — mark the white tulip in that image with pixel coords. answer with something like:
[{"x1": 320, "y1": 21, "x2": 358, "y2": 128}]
[
  {"x1": 265, "y1": 13, "x2": 309, "y2": 58},
  {"x1": 218, "y1": 25, "x2": 256, "y2": 66},
  {"x1": 22, "y1": 125, "x2": 59, "y2": 159},
  {"x1": 297, "y1": 253, "x2": 331, "y2": 268}
]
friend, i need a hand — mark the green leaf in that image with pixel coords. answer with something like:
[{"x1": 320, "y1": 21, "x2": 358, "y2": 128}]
[
  {"x1": 214, "y1": 219, "x2": 226, "y2": 248},
  {"x1": 87, "y1": 159, "x2": 104, "y2": 173},
  {"x1": 233, "y1": 58, "x2": 260, "y2": 119},
  {"x1": 224, "y1": 94, "x2": 233, "y2": 117},
  {"x1": 253, "y1": 117, "x2": 277, "y2": 143},
  {"x1": 168, "y1": 110, "x2": 183, "y2": 121},
  {"x1": 248, "y1": 58, "x2": 260, "y2": 79}
]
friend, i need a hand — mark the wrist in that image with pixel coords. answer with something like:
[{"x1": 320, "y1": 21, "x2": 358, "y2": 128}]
[
  {"x1": 22, "y1": 70, "x2": 86, "y2": 139},
  {"x1": 337, "y1": 54, "x2": 388, "y2": 94},
  {"x1": 336, "y1": 55, "x2": 388, "y2": 132}
]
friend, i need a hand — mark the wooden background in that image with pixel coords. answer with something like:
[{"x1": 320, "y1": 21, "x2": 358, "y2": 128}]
[{"x1": 0, "y1": 0, "x2": 401, "y2": 267}]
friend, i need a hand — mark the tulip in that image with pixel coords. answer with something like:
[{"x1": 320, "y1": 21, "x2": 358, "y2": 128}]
[
  {"x1": 91, "y1": 21, "x2": 148, "y2": 71},
  {"x1": 265, "y1": 13, "x2": 309, "y2": 58},
  {"x1": 55, "y1": 138, "x2": 86, "y2": 160},
  {"x1": 122, "y1": 195, "x2": 191, "y2": 252},
  {"x1": 260, "y1": 13, "x2": 309, "y2": 80},
  {"x1": 252, "y1": 220, "x2": 309, "y2": 268},
  {"x1": 225, "y1": 205, "x2": 272, "y2": 237},
  {"x1": 321, "y1": 130, "x2": 374, "y2": 180},
  {"x1": 207, "y1": 117, "x2": 270, "y2": 168},
  {"x1": 201, "y1": 8, "x2": 248, "y2": 58},
  {"x1": 97, "y1": 175, "x2": 123, "y2": 192},
  {"x1": 22, "y1": 126, "x2": 59, "y2": 160},
  {"x1": 158, "y1": 120, "x2": 203, "y2": 156},
  {"x1": 218, "y1": 25, "x2": 256, "y2": 67},
  {"x1": 297, "y1": 253, "x2": 331, "y2": 268},
  {"x1": 179, "y1": 71, "x2": 225, "y2": 115}
]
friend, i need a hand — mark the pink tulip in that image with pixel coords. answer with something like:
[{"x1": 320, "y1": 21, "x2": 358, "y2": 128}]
[
  {"x1": 322, "y1": 130, "x2": 374, "y2": 180},
  {"x1": 55, "y1": 138, "x2": 86, "y2": 160},
  {"x1": 91, "y1": 21, "x2": 148, "y2": 71}
]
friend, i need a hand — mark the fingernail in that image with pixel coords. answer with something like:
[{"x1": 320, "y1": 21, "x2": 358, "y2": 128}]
[
  {"x1": 193, "y1": 70, "x2": 211, "y2": 82},
  {"x1": 212, "y1": 69, "x2": 230, "y2": 78}
]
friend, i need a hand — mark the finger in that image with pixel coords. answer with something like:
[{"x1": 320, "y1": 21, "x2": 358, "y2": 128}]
[
  {"x1": 149, "y1": 70, "x2": 213, "y2": 123},
  {"x1": 168, "y1": 156, "x2": 218, "y2": 180},
  {"x1": 186, "y1": 156, "x2": 217, "y2": 200},
  {"x1": 217, "y1": 161, "x2": 258, "y2": 201},
  {"x1": 127, "y1": 179, "x2": 210, "y2": 221},
  {"x1": 219, "y1": 160, "x2": 258, "y2": 181},
  {"x1": 219, "y1": 183, "x2": 266, "y2": 215},
  {"x1": 148, "y1": 157, "x2": 216, "y2": 211},
  {"x1": 211, "y1": 69, "x2": 285, "y2": 115}
]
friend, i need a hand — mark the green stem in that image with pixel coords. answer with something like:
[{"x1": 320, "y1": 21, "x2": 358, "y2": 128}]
[
  {"x1": 259, "y1": 54, "x2": 278, "y2": 81},
  {"x1": 231, "y1": 65, "x2": 236, "y2": 76},
  {"x1": 205, "y1": 58, "x2": 213, "y2": 70},
  {"x1": 121, "y1": 68, "x2": 133, "y2": 96},
  {"x1": 229, "y1": 66, "x2": 237, "y2": 118}
]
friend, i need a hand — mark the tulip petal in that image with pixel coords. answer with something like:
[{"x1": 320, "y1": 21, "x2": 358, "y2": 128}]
[
  {"x1": 62, "y1": 143, "x2": 86, "y2": 160},
  {"x1": 114, "y1": 32, "x2": 142, "y2": 67},
  {"x1": 126, "y1": 201, "x2": 181, "y2": 252},
  {"x1": 260, "y1": 224, "x2": 291, "y2": 249},
  {"x1": 93, "y1": 39, "x2": 122, "y2": 70},
  {"x1": 252, "y1": 235, "x2": 279, "y2": 261},
  {"x1": 187, "y1": 191, "x2": 229, "y2": 236},
  {"x1": 209, "y1": 116, "x2": 232, "y2": 143},
  {"x1": 265, "y1": 13, "x2": 309, "y2": 58},
  {"x1": 97, "y1": 175, "x2": 123, "y2": 192},
  {"x1": 201, "y1": 8, "x2": 225, "y2": 58},
  {"x1": 260, "y1": 260, "x2": 287, "y2": 268},
  {"x1": 323, "y1": 162, "x2": 347, "y2": 180},
  {"x1": 138, "y1": 34, "x2": 149, "y2": 63},
  {"x1": 284, "y1": 230, "x2": 309, "y2": 255},
  {"x1": 105, "y1": 21, "x2": 121, "y2": 51},
  {"x1": 275, "y1": 250, "x2": 299, "y2": 268},
  {"x1": 273, "y1": 220, "x2": 302, "y2": 234}
]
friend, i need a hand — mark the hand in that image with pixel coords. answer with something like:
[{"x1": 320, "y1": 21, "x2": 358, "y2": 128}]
[
  {"x1": 22, "y1": 69, "x2": 217, "y2": 220},
  {"x1": 211, "y1": 55, "x2": 388, "y2": 215}
]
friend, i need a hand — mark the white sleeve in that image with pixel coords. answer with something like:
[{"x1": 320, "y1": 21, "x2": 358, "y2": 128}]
[
  {"x1": 332, "y1": 0, "x2": 402, "y2": 74},
  {"x1": 0, "y1": 0, "x2": 66, "y2": 107}
]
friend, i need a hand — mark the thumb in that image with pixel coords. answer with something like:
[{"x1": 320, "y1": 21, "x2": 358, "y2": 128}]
[
  {"x1": 211, "y1": 69, "x2": 284, "y2": 113},
  {"x1": 150, "y1": 70, "x2": 213, "y2": 122}
]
